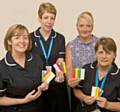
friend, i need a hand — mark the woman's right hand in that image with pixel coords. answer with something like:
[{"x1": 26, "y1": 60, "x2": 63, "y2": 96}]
[
  {"x1": 83, "y1": 95, "x2": 96, "y2": 105},
  {"x1": 39, "y1": 81, "x2": 49, "y2": 91},
  {"x1": 68, "y1": 77, "x2": 80, "y2": 88},
  {"x1": 23, "y1": 87, "x2": 42, "y2": 103}
]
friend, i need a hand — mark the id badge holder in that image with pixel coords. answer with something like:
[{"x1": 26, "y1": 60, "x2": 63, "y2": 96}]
[
  {"x1": 46, "y1": 66, "x2": 52, "y2": 71},
  {"x1": 91, "y1": 86, "x2": 101, "y2": 97},
  {"x1": 91, "y1": 86, "x2": 97, "y2": 96}
]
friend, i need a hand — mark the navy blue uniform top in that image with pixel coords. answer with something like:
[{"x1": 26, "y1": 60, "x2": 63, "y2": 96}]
[
  {"x1": 0, "y1": 52, "x2": 44, "y2": 112},
  {"x1": 78, "y1": 61, "x2": 120, "y2": 112},
  {"x1": 30, "y1": 27, "x2": 69, "y2": 112},
  {"x1": 30, "y1": 27, "x2": 65, "y2": 66}
]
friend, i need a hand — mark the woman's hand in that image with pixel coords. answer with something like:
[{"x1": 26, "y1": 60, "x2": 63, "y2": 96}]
[
  {"x1": 83, "y1": 95, "x2": 96, "y2": 105},
  {"x1": 96, "y1": 97, "x2": 108, "y2": 108},
  {"x1": 23, "y1": 88, "x2": 42, "y2": 103},
  {"x1": 54, "y1": 58, "x2": 65, "y2": 83},
  {"x1": 39, "y1": 81, "x2": 49, "y2": 91},
  {"x1": 54, "y1": 71, "x2": 64, "y2": 83},
  {"x1": 68, "y1": 77, "x2": 80, "y2": 88},
  {"x1": 56, "y1": 58, "x2": 64, "y2": 63}
]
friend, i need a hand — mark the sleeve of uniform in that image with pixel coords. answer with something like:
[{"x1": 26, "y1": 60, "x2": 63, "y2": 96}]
[
  {"x1": 58, "y1": 35, "x2": 65, "y2": 59},
  {"x1": 117, "y1": 82, "x2": 120, "y2": 101},
  {"x1": 0, "y1": 72, "x2": 7, "y2": 96}
]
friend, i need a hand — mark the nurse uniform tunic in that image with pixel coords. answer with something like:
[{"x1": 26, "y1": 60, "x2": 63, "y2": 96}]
[
  {"x1": 30, "y1": 27, "x2": 69, "y2": 112},
  {"x1": 0, "y1": 52, "x2": 44, "y2": 112}
]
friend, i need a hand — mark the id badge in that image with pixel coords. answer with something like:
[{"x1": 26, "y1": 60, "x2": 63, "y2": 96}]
[
  {"x1": 42, "y1": 70, "x2": 47, "y2": 77},
  {"x1": 42, "y1": 71, "x2": 55, "y2": 83},
  {"x1": 46, "y1": 66, "x2": 52, "y2": 71},
  {"x1": 91, "y1": 86, "x2": 101, "y2": 97},
  {"x1": 91, "y1": 86, "x2": 103, "y2": 97},
  {"x1": 91, "y1": 86, "x2": 97, "y2": 96}
]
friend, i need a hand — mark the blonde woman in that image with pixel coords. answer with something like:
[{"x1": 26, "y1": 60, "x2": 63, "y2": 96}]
[{"x1": 66, "y1": 11, "x2": 98, "y2": 112}]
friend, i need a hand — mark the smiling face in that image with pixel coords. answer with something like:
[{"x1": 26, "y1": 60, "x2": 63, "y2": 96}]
[
  {"x1": 8, "y1": 29, "x2": 29, "y2": 55},
  {"x1": 95, "y1": 37, "x2": 117, "y2": 69},
  {"x1": 39, "y1": 11, "x2": 55, "y2": 32},
  {"x1": 96, "y1": 45, "x2": 116, "y2": 68},
  {"x1": 77, "y1": 17, "x2": 93, "y2": 40}
]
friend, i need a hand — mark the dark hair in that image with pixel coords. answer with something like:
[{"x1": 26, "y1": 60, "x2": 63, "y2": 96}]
[{"x1": 95, "y1": 37, "x2": 117, "y2": 54}]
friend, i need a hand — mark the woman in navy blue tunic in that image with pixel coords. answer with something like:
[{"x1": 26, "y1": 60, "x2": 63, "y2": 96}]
[
  {"x1": 30, "y1": 2, "x2": 69, "y2": 112},
  {"x1": 0, "y1": 24, "x2": 48, "y2": 112},
  {"x1": 74, "y1": 37, "x2": 120, "y2": 112}
]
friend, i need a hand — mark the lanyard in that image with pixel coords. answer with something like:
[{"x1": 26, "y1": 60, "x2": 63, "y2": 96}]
[
  {"x1": 39, "y1": 37, "x2": 54, "y2": 65},
  {"x1": 95, "y1": 69, "x2": 107, "y2": 91}
]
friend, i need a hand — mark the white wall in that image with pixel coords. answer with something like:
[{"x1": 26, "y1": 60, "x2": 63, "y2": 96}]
[{"x1": 1, "y1": 0, "x2": 120, "y2": 66}]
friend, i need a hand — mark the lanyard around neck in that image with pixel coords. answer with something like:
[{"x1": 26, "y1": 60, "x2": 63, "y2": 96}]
[
  {"x1": 39, "y1": 37, "x2": 54, "y2": 65},
  {"x1": 95, "y1": 69, "x2": 107, "y2": 91}
]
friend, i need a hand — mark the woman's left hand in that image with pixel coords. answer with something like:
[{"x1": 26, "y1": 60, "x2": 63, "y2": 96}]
[
  {"x1": 54, "y1": 71, "x2": 64, "y2": 83},
  {"x1": 54, "y1": 58, "x2": 65, "y2": 83},
  {"x1": 56, "y1": 58, "x2": 64, "y2": 63}
]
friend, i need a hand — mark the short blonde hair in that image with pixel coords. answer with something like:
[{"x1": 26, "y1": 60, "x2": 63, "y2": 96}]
[
  {"x1": 38, "y1": 2, "x2": 57, "y2": 19},
  {"x1": 4, "y1": 24, "x2": 32, "y2": 52},
  {"x1": 77, "y1": 11, "x2": 94, "y2": 29}
]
